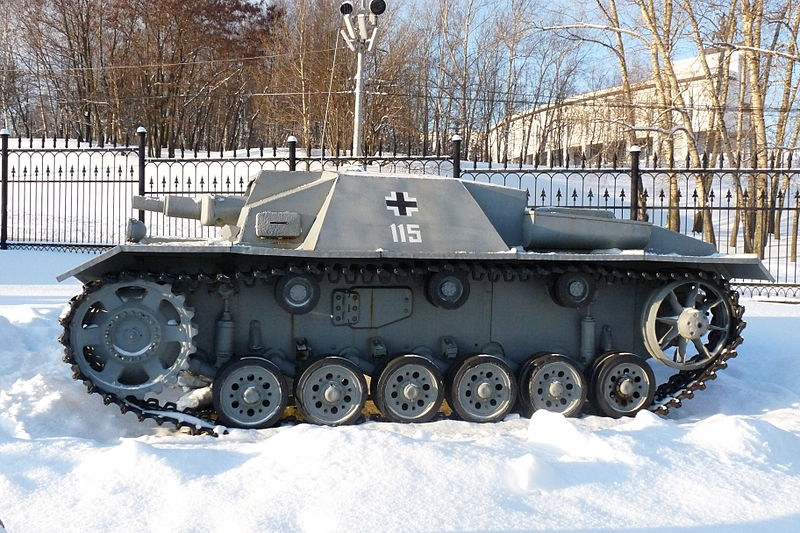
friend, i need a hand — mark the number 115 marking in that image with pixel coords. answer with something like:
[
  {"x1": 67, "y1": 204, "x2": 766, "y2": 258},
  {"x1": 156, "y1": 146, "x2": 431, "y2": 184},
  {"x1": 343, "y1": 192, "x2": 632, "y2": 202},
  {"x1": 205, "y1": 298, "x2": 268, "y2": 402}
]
[{"x1": 390, "y1": 223, "x2": 422, "y2": 243}]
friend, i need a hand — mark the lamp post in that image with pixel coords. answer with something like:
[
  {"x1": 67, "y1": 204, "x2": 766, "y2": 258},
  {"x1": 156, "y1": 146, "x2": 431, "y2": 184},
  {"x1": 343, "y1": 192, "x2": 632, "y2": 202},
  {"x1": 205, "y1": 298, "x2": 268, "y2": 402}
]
[{"x1": 339, "y1": 1, "x2": 386, "y2": 158}]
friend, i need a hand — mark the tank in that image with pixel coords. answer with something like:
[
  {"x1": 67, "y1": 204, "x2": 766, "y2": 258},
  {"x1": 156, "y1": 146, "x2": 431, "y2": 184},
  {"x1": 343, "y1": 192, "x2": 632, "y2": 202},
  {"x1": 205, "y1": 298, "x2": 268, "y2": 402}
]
[{"x1": 58, "y1": 170, "x2": 771, "y2": 433}]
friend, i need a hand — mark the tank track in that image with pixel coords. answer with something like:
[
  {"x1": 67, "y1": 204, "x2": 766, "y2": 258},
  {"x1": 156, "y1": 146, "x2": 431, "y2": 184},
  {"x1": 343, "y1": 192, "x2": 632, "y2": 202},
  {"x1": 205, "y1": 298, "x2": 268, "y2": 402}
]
[{"x1": 58, "y1": 260, "x2": 745, "y2": 435}]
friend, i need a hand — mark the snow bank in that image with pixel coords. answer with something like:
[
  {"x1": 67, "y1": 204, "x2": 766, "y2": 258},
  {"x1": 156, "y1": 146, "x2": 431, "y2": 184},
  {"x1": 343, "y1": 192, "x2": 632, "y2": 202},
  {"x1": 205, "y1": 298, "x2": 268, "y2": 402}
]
[{"x1": 1, "y1": 251, "x2": 800, "y2": 532}]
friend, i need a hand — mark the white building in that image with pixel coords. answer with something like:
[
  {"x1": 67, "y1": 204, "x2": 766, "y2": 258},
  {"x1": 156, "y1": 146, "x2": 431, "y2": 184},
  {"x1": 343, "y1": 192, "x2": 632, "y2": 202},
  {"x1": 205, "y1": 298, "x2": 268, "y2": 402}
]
[{"x1": 490, "y1": 49, "x2": 746, "y2": 166}]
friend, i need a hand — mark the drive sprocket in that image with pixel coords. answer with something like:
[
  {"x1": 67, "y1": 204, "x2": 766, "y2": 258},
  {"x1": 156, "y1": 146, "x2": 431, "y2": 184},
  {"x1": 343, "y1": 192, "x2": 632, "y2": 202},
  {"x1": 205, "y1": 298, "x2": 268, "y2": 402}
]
[{"x1": 63, "y1": 277, "x2": 197, "y2": 399}]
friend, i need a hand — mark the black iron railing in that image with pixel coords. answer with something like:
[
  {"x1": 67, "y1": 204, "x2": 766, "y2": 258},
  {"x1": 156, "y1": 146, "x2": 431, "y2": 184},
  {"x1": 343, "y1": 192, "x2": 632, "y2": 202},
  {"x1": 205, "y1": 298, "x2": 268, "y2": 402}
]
[{"x1": 1, "y1": 129, "x2": 798, "y2": 295}]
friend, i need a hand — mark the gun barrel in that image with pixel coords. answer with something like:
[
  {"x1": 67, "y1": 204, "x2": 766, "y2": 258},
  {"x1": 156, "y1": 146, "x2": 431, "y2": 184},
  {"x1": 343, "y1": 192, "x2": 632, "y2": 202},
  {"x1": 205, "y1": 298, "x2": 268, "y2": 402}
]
[
  {"x1": 132, "y1": 194, "x2": 244, "y2": 226},
  {"x1": 133, "y1": 195, "x2": 202, "y2": 220},
  {"x1": 132, "y1": 196, "x2": 165, "y2": 213}
]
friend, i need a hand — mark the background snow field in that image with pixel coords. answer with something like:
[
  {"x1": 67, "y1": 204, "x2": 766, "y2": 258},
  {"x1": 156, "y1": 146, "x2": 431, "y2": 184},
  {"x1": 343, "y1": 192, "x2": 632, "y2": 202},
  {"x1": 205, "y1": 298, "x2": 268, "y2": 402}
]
[{"x1": 1, "y1": 250, "x2": 799, "y2": 532}]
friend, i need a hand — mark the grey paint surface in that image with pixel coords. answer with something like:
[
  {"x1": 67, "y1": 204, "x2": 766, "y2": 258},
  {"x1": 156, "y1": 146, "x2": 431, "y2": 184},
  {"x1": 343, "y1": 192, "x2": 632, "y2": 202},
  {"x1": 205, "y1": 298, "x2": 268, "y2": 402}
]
[
  {"x1": 524, "y1": 209, "x2": 652, "y2": 250},
  {"x1": 238, "y1": 175, "x2": 336, "y2": 248},
  {"x1": 246, "y1": 170, "x2": 332, "y2": 201},
  {"x1": 58, "y1": 169, "x2": 771, "y2": 285},
  {"x1": 461, "y1": 180, "x2": 528, "y2": 246},
  {"x1": 59, "y1": 243, "x2": 770, "y2": 283},
  {"x1": 310, "y1": 174, "x2": 510, "y2": 253}
]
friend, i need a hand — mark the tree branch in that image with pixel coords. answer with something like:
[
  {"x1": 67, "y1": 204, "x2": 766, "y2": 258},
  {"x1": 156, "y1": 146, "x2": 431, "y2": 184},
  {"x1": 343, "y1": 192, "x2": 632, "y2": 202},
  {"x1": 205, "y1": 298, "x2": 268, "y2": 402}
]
[
  {"x1": 715, "y1": 41, "x2": 800, "y2": 62},
  {"x1": 539, "y1": 23, "x2": 648, "y2": 44}
]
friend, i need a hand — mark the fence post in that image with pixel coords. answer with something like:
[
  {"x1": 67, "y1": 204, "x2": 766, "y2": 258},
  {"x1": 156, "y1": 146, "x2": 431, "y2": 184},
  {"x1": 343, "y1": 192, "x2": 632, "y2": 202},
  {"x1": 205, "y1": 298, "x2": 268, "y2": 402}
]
[
  {"x1": 137, "y1": 126, "x2": 147, "y2": 222},
  {"x1": 629, "y1": 145, "x2": 641, "y2": 220},
  {"x1": 452, "y1": 134, "x2": 462, "y2": 180},
  {"x1": 288, "y1": 136, "x2": 297, "y2": 171},
  {"x1": 1, "y1": 128, "x2": 8, "y2": 250}
]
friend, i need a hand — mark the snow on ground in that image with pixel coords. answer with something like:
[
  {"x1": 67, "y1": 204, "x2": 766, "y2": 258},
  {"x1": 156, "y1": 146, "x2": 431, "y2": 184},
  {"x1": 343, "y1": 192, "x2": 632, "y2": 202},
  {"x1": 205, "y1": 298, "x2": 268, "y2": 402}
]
[{"x1": 1, "y1": 250, "x2": 800, "y2": 532}]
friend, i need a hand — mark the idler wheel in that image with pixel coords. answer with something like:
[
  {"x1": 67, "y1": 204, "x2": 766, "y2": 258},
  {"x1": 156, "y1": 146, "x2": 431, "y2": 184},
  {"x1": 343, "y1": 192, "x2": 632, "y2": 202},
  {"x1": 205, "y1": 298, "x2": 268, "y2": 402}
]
[
  {"x1": 642, "y1": 280, "x2": 732, "y2": 370},
  {"x1": 426, "y1": 272, "x2": 470, "y2": 310},
  {"x1": 212, "y1": 356, "x2": 288, "y2": 429},
  {"x1": 591, "y1": 352, "x2": 655, "y2": 418},
  {"x1": 447, "y1": 354, "x2": 516, "y2": 423},
  {"x1": 275, "y1": 274, "x2": 320, "y2": 315},
  {"x1": 517, "y1": 353, "x2": 586, "y2": 418},
  {"x1": 295, "y1": 356, "x2": 367, "y2": 426},
  {"x1": 373, "y1": 355, "x2": 444, "y2": 423}
]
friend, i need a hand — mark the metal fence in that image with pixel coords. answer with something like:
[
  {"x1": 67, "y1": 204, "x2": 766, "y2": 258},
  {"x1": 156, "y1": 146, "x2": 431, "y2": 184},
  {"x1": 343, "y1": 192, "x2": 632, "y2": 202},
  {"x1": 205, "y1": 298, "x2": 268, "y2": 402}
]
[
  {"x1": 461, "y1": 154, "x2": 800, "y2": 296},
  {"x1": 1, "y1": 129, "x2": 798, "y2": 296},
  {"x1": 0, "y1": 133, "x2": 140, "y2": 250}
]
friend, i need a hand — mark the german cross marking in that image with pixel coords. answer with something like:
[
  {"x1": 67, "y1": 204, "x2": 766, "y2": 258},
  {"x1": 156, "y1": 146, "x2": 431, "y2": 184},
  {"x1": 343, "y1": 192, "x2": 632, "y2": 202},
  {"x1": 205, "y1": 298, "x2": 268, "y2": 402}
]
[{"x1": 385, "y1": 191, "x2": 419, "y2": 217}]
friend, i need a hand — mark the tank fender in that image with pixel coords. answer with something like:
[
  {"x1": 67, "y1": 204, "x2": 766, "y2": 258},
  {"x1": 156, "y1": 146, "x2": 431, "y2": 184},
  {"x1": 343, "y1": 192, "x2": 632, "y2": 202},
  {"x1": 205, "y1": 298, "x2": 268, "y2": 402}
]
[{"x1": 644, "y1": 226, "x2": 717, "y2": 256}]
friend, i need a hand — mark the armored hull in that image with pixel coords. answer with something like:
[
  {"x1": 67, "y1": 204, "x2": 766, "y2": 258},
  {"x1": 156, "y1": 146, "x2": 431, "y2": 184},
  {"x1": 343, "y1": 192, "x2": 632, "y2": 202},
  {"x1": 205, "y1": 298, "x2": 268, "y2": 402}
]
[{"x1": 59, "y1": 170, "x2": 770, "y2": 432}]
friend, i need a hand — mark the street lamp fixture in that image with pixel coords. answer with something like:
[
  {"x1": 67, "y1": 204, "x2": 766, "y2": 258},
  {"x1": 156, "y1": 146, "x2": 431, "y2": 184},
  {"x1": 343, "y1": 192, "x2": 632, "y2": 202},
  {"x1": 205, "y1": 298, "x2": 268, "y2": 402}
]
[{"x1": 339, "y1": 0, "x2": 387, "y2": 157}]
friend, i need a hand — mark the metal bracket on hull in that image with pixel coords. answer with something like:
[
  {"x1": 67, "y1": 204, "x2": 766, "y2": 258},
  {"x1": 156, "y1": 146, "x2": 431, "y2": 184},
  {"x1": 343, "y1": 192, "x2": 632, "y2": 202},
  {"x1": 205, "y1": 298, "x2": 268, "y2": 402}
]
[{"x1": 331, "y1": 287, "x2": 413, "y2": 328}]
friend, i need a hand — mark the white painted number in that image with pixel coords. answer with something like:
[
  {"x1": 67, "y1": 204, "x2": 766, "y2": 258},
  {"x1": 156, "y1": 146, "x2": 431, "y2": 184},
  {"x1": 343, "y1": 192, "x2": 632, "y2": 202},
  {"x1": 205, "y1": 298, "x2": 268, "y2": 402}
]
[
  {"x1": 407, "y1": 224, "x2": 422, "y2": 243},
  {"x1": 390, "y1": 224, "x2": 422, "y2": 243}
]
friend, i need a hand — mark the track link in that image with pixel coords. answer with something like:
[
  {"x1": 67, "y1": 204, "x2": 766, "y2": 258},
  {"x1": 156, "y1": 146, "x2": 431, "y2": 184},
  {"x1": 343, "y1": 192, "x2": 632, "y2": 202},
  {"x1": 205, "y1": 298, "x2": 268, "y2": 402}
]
[{"x1": 59, "y1": 261, "x2": 745, "y2": 434}]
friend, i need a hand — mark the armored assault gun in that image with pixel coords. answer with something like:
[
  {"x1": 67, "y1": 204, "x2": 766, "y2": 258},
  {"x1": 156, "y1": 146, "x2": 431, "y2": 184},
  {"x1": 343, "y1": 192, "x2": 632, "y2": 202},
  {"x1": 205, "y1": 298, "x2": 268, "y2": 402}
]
[{"x1": 58, "y1": 169, "x2": 770, "y2": 432}]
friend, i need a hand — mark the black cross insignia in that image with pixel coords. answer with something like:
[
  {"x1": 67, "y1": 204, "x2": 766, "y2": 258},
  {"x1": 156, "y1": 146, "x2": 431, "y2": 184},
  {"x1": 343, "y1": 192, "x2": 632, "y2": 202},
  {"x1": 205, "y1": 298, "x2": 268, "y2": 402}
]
[{"x1": 385, "y1": 191, "x2": 419, "y2": 217}]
